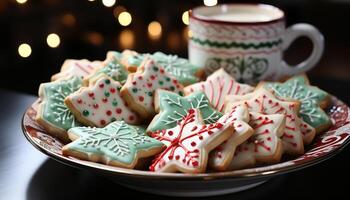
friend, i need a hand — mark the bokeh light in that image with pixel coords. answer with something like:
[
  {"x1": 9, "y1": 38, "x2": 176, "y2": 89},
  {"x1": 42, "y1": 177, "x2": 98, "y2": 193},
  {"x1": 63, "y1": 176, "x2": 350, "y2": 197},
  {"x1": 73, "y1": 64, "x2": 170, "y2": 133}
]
[
  {"x1": 167, "y1": 32, "x2": 181, "y2": 50},
  {"x1": 85, "y1": 32, "x2": 104, "y2": 46},
  {"x1": 119, "y1": 29, "x2": 135, "y2": 48},
  {"x1": 16, "y1": 0, "x2": 27, "y2": 4},
  {"x1": 148, "y1": 21, "x2": 162, "y2": 40},
  {"x1": 61, "y1": 13, "x2": 76, "y2": 27},
  {"x1": 113, "y1": 6, "x2": 126, "y2": 18},
  {"x1": 182, "y1": 11, "x2": 189, "y2": 25},
  {"x1": 118, "y1": 11, "x2": 132, "y2": 26},
  {"x1": 46, "y1": 33, "x2": 60, "y2": 48},
  {"x1": 203, "y1": 0, "x2": 218, "y2": 7},
  {"x1": 18, "y1": 43, "x2": 32, "y2": 58},
  {"x1": 102, "y1": 0, "x2": 116, "y2": 7}
]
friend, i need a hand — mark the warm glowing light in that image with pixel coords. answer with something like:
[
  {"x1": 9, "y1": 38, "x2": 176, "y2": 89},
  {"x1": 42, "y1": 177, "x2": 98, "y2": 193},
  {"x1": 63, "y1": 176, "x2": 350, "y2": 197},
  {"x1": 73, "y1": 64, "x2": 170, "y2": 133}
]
[
  {"x1": 203, "y1": 0, "x2": 218, "y2": 6},
  {"x1": 88, "y1": 0, "x2": 95, "y2": 1},
  {"x1": 102, "y1": 0, "x2": 116, "y2": 7},
  {"x1": 148, "y1": 21, "x2": 162, "y2": 40},
  {"x1": 182, "y1": 27, "x2": 192, "y2": 40},
  {"x1": 16, "y1": 0, "x2": 27, "y2": 4},
  {"x1": 46, "y1": 33, "x2": 60, "y2": 48},
  {"x1": 182, "y1": 11, "x2": 189, "y2": 25},
  {"x1": 86, "y1": 32, "x2": 104, "y2": 46},
  {"x1": 18, "y1": 43, "x2": 31, "y2": 58},
  {"x1": 119, "y1": 30, "x2": 134, "y2": 48},
  {"x1": 113, "y1": 6, "x2": 126, "y2": 18},
  {"x1": 62, "y1": 13, "x2": 76, "y2": 27},
  {"x1": 167, "y1": 32, "x2": 181, "y2": 50},
  {"x1": 118, "y1": 11, "x2": 132, "y2": 26}
]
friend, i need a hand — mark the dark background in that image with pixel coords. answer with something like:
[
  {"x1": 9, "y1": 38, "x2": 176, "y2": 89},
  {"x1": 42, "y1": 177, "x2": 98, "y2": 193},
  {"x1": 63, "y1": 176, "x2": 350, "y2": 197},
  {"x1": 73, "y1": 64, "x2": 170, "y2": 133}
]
[{"x1": 0, "y1": 0, "x2": 350, "y2": 97}]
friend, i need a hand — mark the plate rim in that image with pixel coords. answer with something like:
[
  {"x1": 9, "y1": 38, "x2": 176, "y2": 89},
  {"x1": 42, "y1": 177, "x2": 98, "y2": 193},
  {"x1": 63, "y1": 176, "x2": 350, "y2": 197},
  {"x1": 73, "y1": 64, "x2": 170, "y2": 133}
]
[{"x1": 21, "y1": 95, "x2": 350, "y2": 181}]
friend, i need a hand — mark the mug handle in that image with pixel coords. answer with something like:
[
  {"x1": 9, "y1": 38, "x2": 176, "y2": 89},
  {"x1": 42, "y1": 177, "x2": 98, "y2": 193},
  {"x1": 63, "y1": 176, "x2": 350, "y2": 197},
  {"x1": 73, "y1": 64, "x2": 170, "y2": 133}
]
[{"x1": 280, "y1": 23, "x2": 324, "y2": 77}]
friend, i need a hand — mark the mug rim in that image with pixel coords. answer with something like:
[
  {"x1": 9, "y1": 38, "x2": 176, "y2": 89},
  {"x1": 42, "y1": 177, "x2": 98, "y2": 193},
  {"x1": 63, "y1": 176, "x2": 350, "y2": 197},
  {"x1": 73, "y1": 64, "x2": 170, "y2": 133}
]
[{"x1": 189, "y1": 3, "x2": 285, "y2": 25}]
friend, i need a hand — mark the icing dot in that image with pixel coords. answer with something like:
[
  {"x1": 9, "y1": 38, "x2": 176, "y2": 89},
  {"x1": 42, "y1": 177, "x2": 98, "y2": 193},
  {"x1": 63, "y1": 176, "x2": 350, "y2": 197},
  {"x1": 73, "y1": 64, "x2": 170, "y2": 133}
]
[
  {"x1": 199, "y1": 135, "x2": 203, "y2": 140},
  {"x1": 138, "y1": 76, "x2": 143, "y2": 80},
  {"x1": 112, "y1": 100, "x2": 118, "y2": 106},
  {"x1": 168, "y1": 131, "x2": 173, "y2": 136},
  {"x1": 168, "y1": 155, "x2": 173, "y2": 160},
  {"x1": 82, "y1": 110, "x2": 89, "y2": 116},
  {"x1": 111, "y1": 117, "x2": 116, "y2": 122},
  {"x1": 117, "y1": 86, "x2": 122, "y2": 91},
  {"x1": 129, "y1": 115, "x2": 135, "y2": 121},
  {"x1": 191, "y1": 141, "x2": 196, "y2": 147},
  {"x1": 173, "y1": 79, "x2": 178, "y2": 84},
  {"x1": 138, "y1": 96, "x2": 144, "y2": 102},
  {"x1": 99, "y1": 83, "x2": 104, "y2": 88},
  {"x1": 110, "y1": 88, "x2": 116, "y2": 93},
  {"x1": 148, "y1": 92, "x2": 153, "y2": 97},
  {"x1": 102, "y1": 98, "x2": 108, "y2": 103},
  {"x1": 147, "y1": 83, "x2": 153, "y2": 88},
  {"x1": 116, "y1": 108, "x2": 122, "y2": 114},
  {"x1": 153, "y1": 66, "x2": 159, "y2": 71},
  {"x1": 100, "y1": 120, "x2": 106, "y2": 125},
  {"x1": 191, "y1": 126, "x2": 197, "y2": 131},
  {"x1": 77, "y1": 99, "x2": 83, "y2": 104},
  {"x1": 158, "y1": 80, "x2": 164, "y2": 85},
  {"x1": 132, "y1": 88, "x2": 138, "y2": 93},
  {"x1": 106, "y1": 110, "x2": 112, "y2": 116},
  {"x1": 104, "y1": 91, "x2": 110, "y2": 97},
  {"x1": 160, "y1": 68, "x2": 165, "y2": 74},
  {"x1": 93, "y1": 104, "x2": 99, "y2": 109},
  {"x1": 165, "y1": 77, "x2": 171, "y2": 82},
  {"x1": 192, "y1": 161, "x2": 199, "y2": 167},
  {"x1": 88, "y1": 92, "x2": 94, "y2": 98},
  {"x1": 178, "y1": 91, "x2": 184, "y2": 96},
  {"x1": 169, "y1": 86, "x2": 175, "y2": 91},
  {"x1": 150, "y1": 75, "x2": 156, "y2": 80},
  {"x1": 175, "y1": 155, "x2": 180, "y2": 160},
  {"x1": 105, "y1": 79, "x2": 111, "y2": 84},
  {"x1": 132, "y1": 81, "x2": 137, "y2": 85}
]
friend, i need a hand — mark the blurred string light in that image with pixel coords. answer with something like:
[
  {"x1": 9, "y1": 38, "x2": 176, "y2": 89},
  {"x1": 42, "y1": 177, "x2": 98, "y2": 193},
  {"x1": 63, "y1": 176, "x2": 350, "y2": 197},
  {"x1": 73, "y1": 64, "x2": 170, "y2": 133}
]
[
  {"x1": 113, "y1": 6, "x2": 126, "y2": 18},
  {"x1": 62, "y1": 13, "x2": 76, "y2": 27},
  {"x1": 47, "y1": 33, "x2": 60, "y2": 48},
  {"x1": 148, "y1": 21, "x2": 162, "y2": 40},
  {"x1": 182, "y1": 11, "x2": 189, "y2": 25},
  {"x1": 102, "y1": 0, "x2": 116, "y2": 7},
  {"x1": 119, "y1": 30, "x2": 134, "y2": 48},
  {"x1": 203, "y1": 0, "x2": 218, "y2": 6},
  {"x1": 16, "y1": 0, "x2": 27, "y2": 4},
  {"x1": 118, "y1": 11, "x2": 132, "y2": 26},
  {"x1": 88, "y1": 0, "x2": 95, "y2": 1},
  {"x1": 18, "y1": 43, "x2": 32, "y2": 58},
  {"x1": 182, "y1": 27, "x2": 192, "y2": 41},
  {"x1": 167, "y1": 32, "x2": 181, "y2": 50},
  {"x1": 86, "y1": 32, "x2": 104, "y2": 46}
]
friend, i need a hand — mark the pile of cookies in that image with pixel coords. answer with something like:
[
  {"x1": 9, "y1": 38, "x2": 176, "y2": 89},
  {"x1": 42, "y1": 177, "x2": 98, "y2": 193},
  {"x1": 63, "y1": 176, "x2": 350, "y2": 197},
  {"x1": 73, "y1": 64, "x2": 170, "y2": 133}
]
[{"x1": 35, "y1": 50, "x2": 332, "y2": 173}]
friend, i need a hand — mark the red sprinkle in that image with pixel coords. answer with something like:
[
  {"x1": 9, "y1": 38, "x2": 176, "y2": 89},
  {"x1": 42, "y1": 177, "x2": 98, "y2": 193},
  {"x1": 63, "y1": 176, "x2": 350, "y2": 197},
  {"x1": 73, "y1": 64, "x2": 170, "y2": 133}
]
[
  {"x1": 100, "y1": 120, "x2": 106, "y2": 125},
  {"x1": 138, "y1": 96, "x2": 144, "y2": 102},
  {"x1": 99, "y1": 83, "x2": 104, "y2": 88},
  {"x1": 110, "y1": 88, "x2": 116, "y2": 93},
  {"x1": 116, "y1": 108, "x2": 122, "y2": 114},
  {"x1": 106, "y1": 110, "x2": 112, "y2": 116}
]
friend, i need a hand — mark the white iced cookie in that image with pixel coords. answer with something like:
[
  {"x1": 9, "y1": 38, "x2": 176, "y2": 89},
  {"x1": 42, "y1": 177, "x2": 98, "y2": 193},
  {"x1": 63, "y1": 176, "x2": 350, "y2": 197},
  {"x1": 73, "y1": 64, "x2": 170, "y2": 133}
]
[{"x1": 51, "y1": 59, "x2": 102, "y2": 81}]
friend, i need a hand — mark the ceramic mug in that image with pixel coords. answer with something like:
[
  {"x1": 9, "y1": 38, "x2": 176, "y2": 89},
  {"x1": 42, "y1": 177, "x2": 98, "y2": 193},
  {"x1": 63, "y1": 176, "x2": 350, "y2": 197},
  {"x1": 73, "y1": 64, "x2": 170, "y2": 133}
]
[{"x1": 189, "y1": 4, "x2": 324, "y2": 84}]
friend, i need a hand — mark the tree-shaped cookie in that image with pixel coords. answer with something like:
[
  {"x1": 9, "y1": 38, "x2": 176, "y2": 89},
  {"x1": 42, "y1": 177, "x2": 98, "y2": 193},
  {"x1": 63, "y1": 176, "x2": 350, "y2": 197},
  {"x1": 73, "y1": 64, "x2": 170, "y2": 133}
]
[
  {"x1": 147, "y1": 89, "x2": 222, "y2": 132},
  {"x1": 62, "y1": 121, "x2": 164, "y2": 169},
  {"x1": 227, "y1": 112, "x2": 285, "y2": 170},
  {"x1": 149, "y1": 109, "x2": 233, "y2": 173},
  {"x1": 208, "y1": 105, "x2": 254, "y2": 171},
  {"x1": 65, "y1": 76, "x2": 139, "y2": 127},
  {"x1": 36, "y1": 76, "x2": 82, "y2": 141},
  {"x1": 184, "y1": 68, "x2": 254, "y2": 112},
  {"x1": 150, "y1": 52, "x2": 204, "y2": 86},
  {"x1": 51, "y1": 59, "x2": 102, "y2": 81},
  {"x1": 263, "y1": 75, "x2": 331, "y2": 133},
  {"x1": 84, "y1": 53, "x2": 129, "y2": 86},
  {"x1": 120, "y1": 58, "x2": 184, "y2": 119},
  {"x1": 225, "y1": 87, "x2": 315, "y2": 155}
]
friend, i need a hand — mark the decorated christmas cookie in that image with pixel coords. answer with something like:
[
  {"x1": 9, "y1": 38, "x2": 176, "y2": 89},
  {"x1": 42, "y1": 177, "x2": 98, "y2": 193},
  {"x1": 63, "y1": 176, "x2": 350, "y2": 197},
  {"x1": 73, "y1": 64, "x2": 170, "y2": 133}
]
[
  {"x1": 63, "y1": 121, "x2": 164, "y2": 169},
  {"x1": 106, "y1": 51, "x2": 122, "y2": 60},
  {"x1": 149, "y1": 109, "x2": 233, "y2": 173},
  {"x1": 150, "y1": 52, "x2": 204, "y2": 86},
  {"x1": 263, "y1": 75, "x2": 331, "y2": 133},
  {"x1": 184, "y1": 68, "x2": 254, "y2": 112},
  {"x1": 36, "y1": 76, "x2": 82, "y2": 141},
  {"x1": 120, "y1": 58, "x2": 184, "y2": 119},
  {"x1": 225, "y1": 87, "x2": 315, "y2": 155},
  {"x1": 65, "y1": 76, "x2": 139, "y2": 127},
  {"x1": 227, "y1": 112, "x2": 285, "y2": 170},
  {"x1": 84, "y1": 54, "x2": 129, "y2": 86},
  {"x1": 51, "y1": 59, "x2": 102, "y2": 81},
  {"x1": 147, "y1": 89, "x2": 222, "y2": 132},
  {"x1": 120, "y1": 50, "x2": 147, "y2": 72},
  {"x1": 208, "y1": 105, "x2": 254, "y2": 171}
]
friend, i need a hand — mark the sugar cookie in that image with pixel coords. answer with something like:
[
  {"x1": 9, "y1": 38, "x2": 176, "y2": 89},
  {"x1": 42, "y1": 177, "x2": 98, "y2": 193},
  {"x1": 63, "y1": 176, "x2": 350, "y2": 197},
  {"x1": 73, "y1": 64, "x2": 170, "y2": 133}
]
[{"x1": 51, "y1": 59, "x2": 102, "y2": 81}]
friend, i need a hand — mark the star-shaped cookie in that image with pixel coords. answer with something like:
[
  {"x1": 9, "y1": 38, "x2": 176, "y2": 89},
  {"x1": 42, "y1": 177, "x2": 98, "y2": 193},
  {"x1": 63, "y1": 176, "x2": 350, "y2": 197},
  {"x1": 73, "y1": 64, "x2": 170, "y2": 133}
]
[
  {"x1": 184, "y1": 68, "x2": 254, "y2": 112},
  {"x1": 147, "y1": 89, "x2": 222, "y2": 132},
  {"x1": 149, "y1": 109, "x2": 233, "y2": 173},
  {"x1": 208, "y1": 104, "x2": 254, "y2": 171},
  {"x1": 51, "y1": 59, "x2": 102, "y2": 81},
  {"x1": 227, "y1": 112, "x2": 285, "y2": 170},
  {"x1": 36, "y1": 76, "x2": 82, "y2": 141},
  {"x1": 263, "y1": 75, "x2": 331, "y2": 133},
  {"x1": 65, "y1": 76, "x2": 139, "y2": 127},
  {"x1": 62, "y1": 121, "x2": 164, "y2": 169},
  {"x1": 225, "y1": 87, "x2": 315, "y2": 155},
  {"x1": 120, "y1": 58, "x2": 184, "y2": 119}
]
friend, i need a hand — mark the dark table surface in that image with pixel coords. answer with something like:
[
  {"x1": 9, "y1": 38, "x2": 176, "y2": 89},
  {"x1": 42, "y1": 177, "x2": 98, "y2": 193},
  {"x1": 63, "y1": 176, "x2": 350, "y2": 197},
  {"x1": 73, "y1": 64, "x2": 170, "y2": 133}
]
[{"x1": 0, "y1": 77, "x2": 350, "y2": 199}]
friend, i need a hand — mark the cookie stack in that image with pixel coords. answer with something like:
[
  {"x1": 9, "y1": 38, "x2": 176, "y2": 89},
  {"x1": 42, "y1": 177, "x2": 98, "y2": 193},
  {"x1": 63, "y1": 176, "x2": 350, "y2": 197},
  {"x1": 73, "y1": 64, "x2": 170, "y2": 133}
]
[{"x1": 35, "y1": 50, "x2": 332, "y2": 173}]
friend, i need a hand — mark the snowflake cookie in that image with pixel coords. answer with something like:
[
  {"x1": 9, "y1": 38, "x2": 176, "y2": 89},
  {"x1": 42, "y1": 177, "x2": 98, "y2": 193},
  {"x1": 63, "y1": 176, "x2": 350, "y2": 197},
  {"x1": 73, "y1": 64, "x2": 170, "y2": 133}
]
[
  {"x1": 51, "y1": 59, "x2": 102, "y2": 81},
  {"x1": 149, "y1": 109, "x2": 234, "y2": 173},
  {"x1": 65, "y1": 76, "x2": 139, "y2": 127},
  {"x1": 227, "y1": 112, "x2": 285, "y2": 170},
  {"x1": 147, "y1": 89, "x2": 222, "y2": 132},
  {"x1": 150, "y1": 52, "x2": 204, "y2": 86},
  {"x1": 36, "y1": 76, "x2": 82, "y2": 141},
  {"x1": 84, "y1": 53, "x2": 129, "y2": 86},
  {"x1": 225, "y1": 87, "x2": 316, "y2": 155},
  {"x1": 263, "y1": 75, "x2": 331, "y2": 133},
  {"x1": 208, "y1": 105, "x2": 254, "y2": 171},
  {"x1": 62, "y1": 121, "x2": 164, "y2": 169},
  {"x1": 120, "y1": 58, "x2": 184, "y2": 119},
  {"x1": 184, "y1": 68, "x2": 254, "y2": 112}
]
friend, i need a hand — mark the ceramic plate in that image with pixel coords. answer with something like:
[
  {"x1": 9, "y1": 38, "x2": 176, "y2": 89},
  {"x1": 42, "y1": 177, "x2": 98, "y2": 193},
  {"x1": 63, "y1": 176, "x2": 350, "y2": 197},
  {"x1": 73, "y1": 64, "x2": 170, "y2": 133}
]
[{"x1": 22, "y1": 95, "x2": 350, "y2": 197}]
